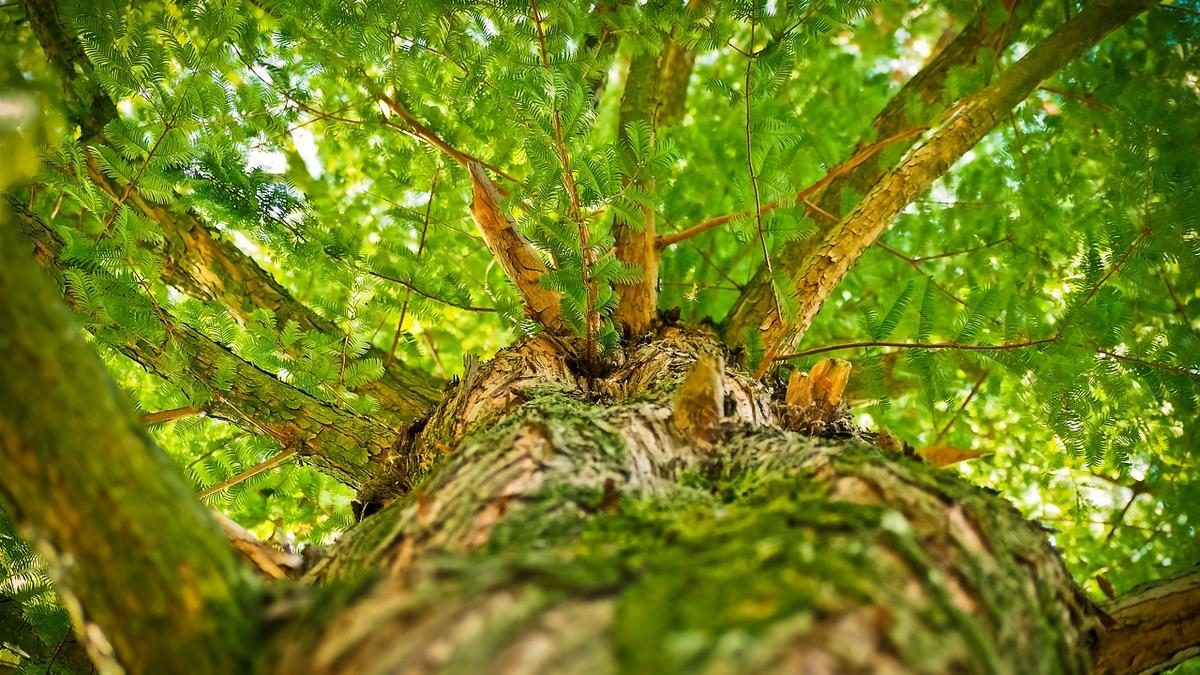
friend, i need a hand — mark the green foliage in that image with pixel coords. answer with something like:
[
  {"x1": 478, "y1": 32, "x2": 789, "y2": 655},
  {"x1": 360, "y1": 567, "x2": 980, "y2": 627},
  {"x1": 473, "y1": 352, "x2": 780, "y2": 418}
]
[{"x1": 1, "y1": 0, "x2": 1198, "y2": 669}]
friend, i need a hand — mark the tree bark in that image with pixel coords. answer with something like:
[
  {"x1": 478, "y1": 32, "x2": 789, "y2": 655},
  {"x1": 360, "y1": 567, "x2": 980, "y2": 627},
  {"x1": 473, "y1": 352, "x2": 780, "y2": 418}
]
[
  {"x1": 1092, "y1": 566, "x2": 1200, "y2": 675},
  {"x1": 260, "y1": 325, "x2": 1119, "y2": 675},
  {"x1": 612, "y1": 36, "x2": 696, "y2": 335},
  {"x1": 0, "y1": 213, "x2": 258, "y2": 675}
]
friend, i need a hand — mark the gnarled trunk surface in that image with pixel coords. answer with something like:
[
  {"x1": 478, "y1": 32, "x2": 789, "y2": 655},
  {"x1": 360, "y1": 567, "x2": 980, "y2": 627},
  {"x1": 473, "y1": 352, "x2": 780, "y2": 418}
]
[{"x1": 264, "y1": 326, "x2": 1101, "y2": 675}]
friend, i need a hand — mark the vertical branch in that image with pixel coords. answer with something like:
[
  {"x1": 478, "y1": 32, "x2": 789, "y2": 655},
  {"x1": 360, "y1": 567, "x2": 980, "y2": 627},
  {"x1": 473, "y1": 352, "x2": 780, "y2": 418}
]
[
  {"x1": 612, "y1": 24, "x2": 697, "y2": 334},
  {"x1": 387, "y1": 170, "x2": 439, "y2": 367},
  {"x1": 742, "y1": 10, "x2": 783, "y2": 324},
  {"x1": 532, "y1": 0, "x2": 598, "y2": 360}
]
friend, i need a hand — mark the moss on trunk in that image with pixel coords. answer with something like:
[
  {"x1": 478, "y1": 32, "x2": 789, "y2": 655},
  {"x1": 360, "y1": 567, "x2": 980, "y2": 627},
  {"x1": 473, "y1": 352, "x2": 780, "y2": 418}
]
[{"x1": 263, "y1": 328, "x2": 1100, "y2": 675}]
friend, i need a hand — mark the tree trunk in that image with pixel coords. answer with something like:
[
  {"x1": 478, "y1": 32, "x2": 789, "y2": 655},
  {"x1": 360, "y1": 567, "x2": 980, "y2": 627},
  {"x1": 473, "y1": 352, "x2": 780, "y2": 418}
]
[{"x1": 263, "y1": 327, "x2": 1106, "y2": 675}]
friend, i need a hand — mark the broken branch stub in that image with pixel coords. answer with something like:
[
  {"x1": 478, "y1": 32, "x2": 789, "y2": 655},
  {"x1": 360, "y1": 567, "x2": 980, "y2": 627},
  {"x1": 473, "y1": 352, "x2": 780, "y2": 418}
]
[{"x1": 784, "y1": 358, "x2": 853, "y2": 433}]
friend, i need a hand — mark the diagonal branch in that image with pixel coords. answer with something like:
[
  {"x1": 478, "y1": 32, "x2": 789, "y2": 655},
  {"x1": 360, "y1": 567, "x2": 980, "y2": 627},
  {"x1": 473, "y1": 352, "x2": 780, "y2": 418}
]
[
  {"x1": 10, "y1": 204, "x2": 399, "y2": 488},
  {"x1": 20, "y1": 0, "x2": 441, "y2": 422},
  {"x1": 466, "y1": 161, "x2": 565, "y2": 332},
  {"x1": 658, "y1": 126, "x2": 926, "y2": 248},
  {"x1": 724, "y1": 2, "x2": 1028, "y2": 345},
  {"x1": 747, "y1": 0, "x2": 1154, "y2": 375}
]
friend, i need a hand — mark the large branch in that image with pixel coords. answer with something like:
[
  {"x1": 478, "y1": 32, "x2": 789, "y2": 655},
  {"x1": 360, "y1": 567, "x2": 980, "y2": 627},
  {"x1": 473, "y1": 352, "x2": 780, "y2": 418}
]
[
  {"x1": 21, "y1": 0, "x2": 441, "y2": 423},
  {"x1": 724, "y1": 2, "x2": 1027, "y2": 343},
  {"x1": 742, "y1": 0, "x2": 1153, "y2": 374},
  {"x1": 1093, "y1": 565, "x2": 1200, "y2": 674},
  {"x1": 0, "y1": 214, "x2": 258, "y2": 675},
  {"x1": 612, "y1": 36, "x2": 696, "y2": 334},
  {"x1": 10, "y1": 202, "x2": 397, "y2": 489},
  {"x1": 467, "y1": 161, "x2": 566, "y2": 332}
]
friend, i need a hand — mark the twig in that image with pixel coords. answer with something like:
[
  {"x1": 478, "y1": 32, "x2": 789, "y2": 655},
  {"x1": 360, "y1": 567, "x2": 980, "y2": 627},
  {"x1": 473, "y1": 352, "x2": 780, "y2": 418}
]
[
  {"x1": 743, "y1": 9, "x2": 783, "y2": 323},
  {"x1": 910, "y1": 234, "x2": 1014, "y2": 262},
  {"x1": 533, "y1": 0, "x2": 598, "y2": 362},
  {"x1": 934, "y1": 371, "x2": 989, "y2": 444},
  {"x1": 388, "y1": 171, "x2": 439, "y2": 366},
  {"x1": 773, "y1": 337, "x2": 1059, "y2": 361},
  {"x1": 198, "y1": 447, "x2": 297, "y2": 499},
  {"x1": 657, "y1": 126, "x2": 926, "y2": 247},
  {"x1": 141, "y1": 406, "x2": 204, "y2": 425},
  {"x1": 370, "y1": 271, "x2": 495, "y2": 313}
]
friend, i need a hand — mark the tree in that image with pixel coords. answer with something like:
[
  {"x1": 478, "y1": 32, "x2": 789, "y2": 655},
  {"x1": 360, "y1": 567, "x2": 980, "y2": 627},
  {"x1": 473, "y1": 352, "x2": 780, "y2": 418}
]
[{"x1": 1, "y1": 0, "x2": 1198, "y2": 673}]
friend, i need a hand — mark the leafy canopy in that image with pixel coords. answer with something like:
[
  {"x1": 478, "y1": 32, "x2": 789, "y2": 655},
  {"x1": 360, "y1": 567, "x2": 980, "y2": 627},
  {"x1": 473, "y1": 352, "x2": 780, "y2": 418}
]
[{"x1": 0, "y1": 0, "x2": 1197, "y2": 668}]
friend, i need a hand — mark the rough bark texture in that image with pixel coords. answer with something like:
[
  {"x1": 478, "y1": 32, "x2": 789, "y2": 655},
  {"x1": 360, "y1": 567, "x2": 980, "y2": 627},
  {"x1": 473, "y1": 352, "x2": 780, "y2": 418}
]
[
  {"x1": 729, "y1": 0, "x2": 1154, "y2": 370},
  {"x1": 1092, "y1": 566, "x2": 1200, "y2": 675},
  {"x1": 263, "y1": 326, "x2": 1108, "y2": 675},
  {"x1": 467, "y1": 162, "x2": 564, "y2": 332},
  {"x1": 0, "y1": 215, "x2": 259, "y2": 675}
]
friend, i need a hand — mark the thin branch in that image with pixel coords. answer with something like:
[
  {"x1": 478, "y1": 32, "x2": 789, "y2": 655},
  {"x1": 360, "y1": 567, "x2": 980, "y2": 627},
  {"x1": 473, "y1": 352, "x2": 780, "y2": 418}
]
[
  {"x1": 371, "y1": 271, "x2": 495, "y2": 313},
  {"x1": 533, "y1": 0, "x2": 597, "y2": 359},
  {"x1": 743, "y1": 9, "x2": 783, "y2": 324},
  {"x1": 387, "y1": 171, "x2": 439, "y2": 367},
  {"x1": 774, "y1": 337, "x2": 1059, "y2": 361},
  {"x1": 1037, "y1": 84, "x2": 1114, "y2": 112},
  {"x1": 910, "y1": 234, "x2": 1015, "y2": 262},
  {"x1": 198, "y1": 447, "x2": 297, "y2": 499},
  {"x1": 1093, "y1": 348, "x2": 1200, "y2": 378},
  {"x1": 141, "y1": 405, "x2": 204, "y2": 425},
  {"x1": 657, "y1": 126, "x2": 926, "y2": 248},
  {"x1": 874, "y1": 241, "x2": 969, "y2": 308},
  {"x1": 934, "y1": 371, "x2": 989, "y2": 444},
  {"x1": 375, "y1": 87, "x2": 516, "y2": 183}
]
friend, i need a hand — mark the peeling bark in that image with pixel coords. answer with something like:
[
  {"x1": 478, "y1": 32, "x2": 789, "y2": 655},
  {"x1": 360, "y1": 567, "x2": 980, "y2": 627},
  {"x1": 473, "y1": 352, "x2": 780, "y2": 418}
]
[
  {"x1": 467, "y1": 162, "x2": 565, "y2": 331},
  {"x1": 1092, "y1": 565, "x2": 1200, "y2": 675}
]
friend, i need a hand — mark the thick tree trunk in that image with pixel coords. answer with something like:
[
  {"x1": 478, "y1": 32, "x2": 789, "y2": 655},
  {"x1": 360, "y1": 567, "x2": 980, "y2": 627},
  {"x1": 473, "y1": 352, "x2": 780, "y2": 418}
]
[{"x1": 260, "y1": 327, "x2": 1109, "y2": 675}]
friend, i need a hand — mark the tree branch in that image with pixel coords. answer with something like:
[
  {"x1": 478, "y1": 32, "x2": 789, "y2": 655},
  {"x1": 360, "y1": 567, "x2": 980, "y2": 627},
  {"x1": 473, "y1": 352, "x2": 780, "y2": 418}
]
[
  {"x1": 532, "y1": 0, "x2": 598, "y2": 358},
  {"x1": 724, "y1": 2, "x2": 1029, "y2": 345},
  {"x1": 612, "y1": 27, "x2": 697, "y2": 334},
  {"x1": 0, "y1": 213, "x2": 258, "y2": 675},
  {"x1": 141, "y1": 405, "x2": 204, "y2": 425},
  {"x1": 748, "y1": 0, "x2": 1154, "y2": 375},
  {"x1": 9, "y1": 204, "x2": 400, "y2": 488},
  {"x1": 774, "y1": 337, "x2": 1058, "y2": 361},
  {"x1": 20, "y1": 0, "x2": 441, "y2": 423},
  {"x1": 466, "y1": 162, "x2": 565, "y2": 331},
  {"x1": 1092, "y1": 565, "x2": 1200, "y2": 675}
]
